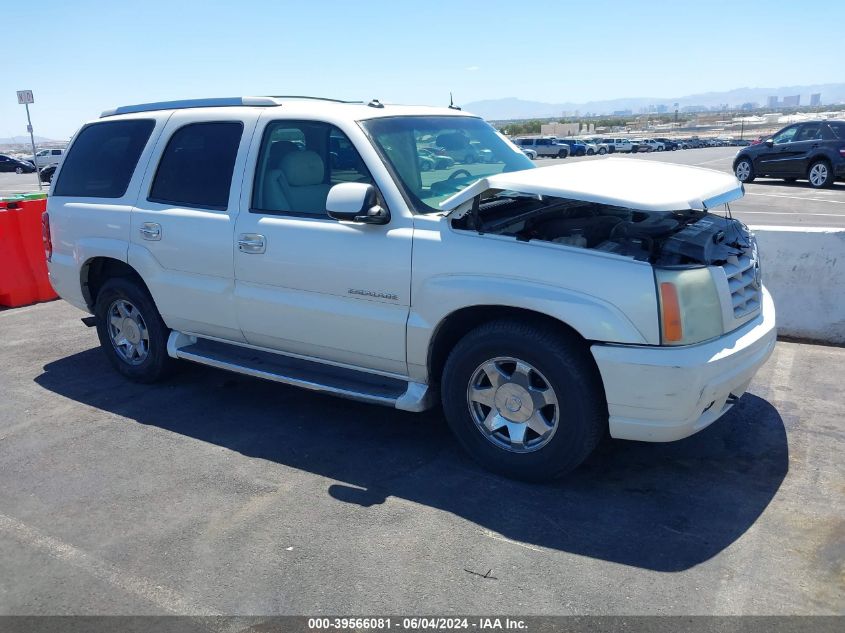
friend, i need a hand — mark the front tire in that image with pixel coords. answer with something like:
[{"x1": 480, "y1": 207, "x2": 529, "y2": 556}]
[
  {"x1": 734, "y1": 157, "x2": 755, "y2": 183},
  {"x1": 94, "y1": 277, "x2": 174, "y2": 383},
  {"x1": 808, "y1": 160, "x2": 833, "y2": 189},
  {"x1": 441, "y1": 320, "x2": 606, "y2": 481},
  {"x1": 558, "y1": 150, "x2": 567, "y2": 159},
  {"x1": 598, "y1": 147, "x2": 607, "y2": 155}
]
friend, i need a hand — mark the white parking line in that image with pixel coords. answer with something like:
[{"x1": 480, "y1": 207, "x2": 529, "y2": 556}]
[
  {"x1": 745, "y1": 192, "x2": 845, "y2": 204},
  {"x1": 738, "y1": 211, "x2": 845, "y2": 217},
  {"x1": 693, "y1": 157, "x2": 732, "y2": 166}
]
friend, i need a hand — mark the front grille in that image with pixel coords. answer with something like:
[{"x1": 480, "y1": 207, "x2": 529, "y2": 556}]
[{"x1": 722, "y1": 244, "x2": 761, "y2": 319}]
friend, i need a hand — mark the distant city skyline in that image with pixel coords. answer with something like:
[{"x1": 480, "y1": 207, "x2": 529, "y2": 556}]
[{"x1": 3, "y1": 0, "x2": 844, "y2": 138}]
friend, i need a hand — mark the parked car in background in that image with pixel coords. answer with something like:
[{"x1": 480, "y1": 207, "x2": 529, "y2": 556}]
[
  {"x1": 654, "y1": 138, "x2": 678, "y2": 151},
  {"x1": 576, "y1": 139, "x2": 599, "y2": 155},
  {"x1": 554, "y1": 138, "x2": 587, "y2": 157},
  {"x1": 418, "y1": 147, "x2": 456, "y2": 170},
  {"x1": 513, "y1": 136, "x2": 569, "y2": 158},
  {"x1": 583, "y1": 139, "x2": 609, "y2": 154},
  {"x1": 39, "y1": 164, "x2": 58, "y2": 183},
  {"x1": 29, "y1": 148, "x2": 65, "y2": 168},
  {"x1": 600, "y1": 138, "x2": 633, "y2": 153},
  {"x1": 520, "y1": 147, "x2": 537, "y2": 160},
  {"x1": 0, "y1": 154, "x2": 37, "y2": 173},
  {"x1": 630, "y1": 140, "x2": 649, "y2": 153},
  {"x1": 731, "y1": 139, "x2": 751, "y2": 146},
  {"x1": 733, "y1": 120, "x2": 845, "y2": 188},
  {"x1": 436, "y1": 132, "x2": 486, "y2": 164},
  {"x1": 637, "y1": 139, "x2": 665, "y2": 152}
]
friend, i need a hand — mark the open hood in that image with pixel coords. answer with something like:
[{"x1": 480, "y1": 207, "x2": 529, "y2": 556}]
[{"x1": 440, "y1": 158, "x2": 744, "y2": 218}]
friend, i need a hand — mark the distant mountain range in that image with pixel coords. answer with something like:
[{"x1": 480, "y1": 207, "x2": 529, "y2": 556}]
[
  {"x1": 0, "y1": 135, "x2": 57, "y2": 146},
  {"x1": 463, "y1": 83, "x2": 845, "y2": 120}
]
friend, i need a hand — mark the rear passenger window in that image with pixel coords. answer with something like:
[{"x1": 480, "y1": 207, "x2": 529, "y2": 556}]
[
  {"x1": 149, "y1": 122, "x2": 243, "y2": 210},
  {"x1": 796, "y1": 125, "x2": 822, "y2": 141},
  {"x1": 54, "y1": 119, "x2": 154, "y2": 198}
]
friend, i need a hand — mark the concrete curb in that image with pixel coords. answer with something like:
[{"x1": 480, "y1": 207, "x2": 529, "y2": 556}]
[{"x1": 752, "y1": 225, "x2": 845, "y2": 345}]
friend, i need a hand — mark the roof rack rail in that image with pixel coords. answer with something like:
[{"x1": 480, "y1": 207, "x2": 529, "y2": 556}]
[
  {"x1": 263, "y1": 95, "x2": 362, "y2": 104},
  {"x1": 100, "y1": 96, "x2": 281, "y2": 118}
]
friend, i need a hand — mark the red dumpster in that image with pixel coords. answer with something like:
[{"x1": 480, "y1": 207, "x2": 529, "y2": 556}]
[{"x1": 0, "y1": 198, "x2": 58, "y2": 307}]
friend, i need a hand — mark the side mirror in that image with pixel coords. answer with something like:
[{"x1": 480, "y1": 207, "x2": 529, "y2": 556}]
[
  {"x1": 326, "y1": 182, "x2": 390, "y2": 225},
  {"x1": 764, "y1": 139, "x2": 774, "y2": 147}
]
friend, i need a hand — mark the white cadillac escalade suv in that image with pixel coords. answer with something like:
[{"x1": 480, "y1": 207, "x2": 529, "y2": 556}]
[{"x1": 44, "y1": 96, "x2": 776, "y2": 481}]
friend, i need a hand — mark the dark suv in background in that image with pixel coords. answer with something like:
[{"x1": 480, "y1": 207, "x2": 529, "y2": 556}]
[
  {"x1": 733, "y1": 120, "x2": 845, "y2": 188},
  {"x1": 553, "y1": 138, "x2": 588, "y2": 157}
]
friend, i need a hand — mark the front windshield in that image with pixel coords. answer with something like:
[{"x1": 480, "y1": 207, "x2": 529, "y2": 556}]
[{"x1": 360, "y1": 116, "x2": 534, "y2": 213}]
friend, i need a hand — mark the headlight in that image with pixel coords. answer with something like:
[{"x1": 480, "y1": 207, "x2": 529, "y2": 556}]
[{"x1": 655, "y1": 267, "x2": 722, "y2": 345}]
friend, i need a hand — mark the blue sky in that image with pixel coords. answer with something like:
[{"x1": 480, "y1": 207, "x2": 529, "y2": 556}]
[{"x1": 3, "y1": 0, "x2": 843, "y2": 139}]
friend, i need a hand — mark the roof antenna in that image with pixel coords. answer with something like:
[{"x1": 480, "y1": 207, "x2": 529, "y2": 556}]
[{"x1": 448, "y1": 92, "x2": 461, "y2": 111}]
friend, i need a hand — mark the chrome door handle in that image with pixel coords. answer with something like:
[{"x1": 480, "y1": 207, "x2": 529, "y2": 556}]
[
  {"x1": 139, "y1": 222, "x2": 161, "y2": 241},
  {"x1": 237, "y1": 233, "x2": 266, "y2": 254}
]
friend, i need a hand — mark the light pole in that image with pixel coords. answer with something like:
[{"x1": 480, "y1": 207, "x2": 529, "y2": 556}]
[{"x1": 16, "y1": 90, "x2": 42, "y2": 191}]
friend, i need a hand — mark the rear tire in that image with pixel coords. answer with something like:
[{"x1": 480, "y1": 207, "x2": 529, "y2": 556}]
[
  {"x1": 558, "y1": 150, "x2": 567, "y2": 159},
  {"x1": 441, "y1": 320, "x2": 606, "y2": 481},
  {"x1": 807, "y1": 160, "x2": 833, "y2": 189},
  {"x1": 94, "y1": 277, "x2": 174, "y2": 383}
]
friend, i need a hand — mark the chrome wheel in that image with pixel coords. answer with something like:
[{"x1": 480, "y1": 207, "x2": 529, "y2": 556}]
[
  {"x1": 809, "y1": 163, "x2": 829, "y2": 187},
  {"x1": 106, "y1": 299, "x2": 150, "y2": 365},
  {"x1": 735, "y1": 160, "x2": 751, "y2": 182},
  {"x1": 466, "y1": 356, "x2": 559, "y2": 453}
]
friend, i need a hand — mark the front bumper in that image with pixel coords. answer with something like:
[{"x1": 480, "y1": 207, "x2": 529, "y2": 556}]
[{"x1": 590, "y1": 286, "x2": 776, "y2": 442}]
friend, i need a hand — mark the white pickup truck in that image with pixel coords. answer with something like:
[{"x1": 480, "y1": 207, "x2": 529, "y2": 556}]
[{"x1": 44, "y1": 96, "x2": 776, "y2": 481}]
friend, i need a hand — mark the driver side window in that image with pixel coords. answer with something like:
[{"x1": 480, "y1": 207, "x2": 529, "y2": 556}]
[
  {"x1": 772, "y1": 126, "x2": 798, "y2": 145},
  {"x1": 251, "y1": 121, "x2": 372, "y2": 217}
]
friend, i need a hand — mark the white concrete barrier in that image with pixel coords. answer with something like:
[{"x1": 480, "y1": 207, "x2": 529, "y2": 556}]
[{"x1": 751, "y1": 226, "x2": 845, "y2": 345}]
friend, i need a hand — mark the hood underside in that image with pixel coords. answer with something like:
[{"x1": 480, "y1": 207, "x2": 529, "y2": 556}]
[{"x1": 440, "y1": 158, "x2": 744, "y2": 217}]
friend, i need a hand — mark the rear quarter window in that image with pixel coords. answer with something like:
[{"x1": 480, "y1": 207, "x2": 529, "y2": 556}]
[
  {"x1": 53, "y1": 119, "x2": 155, "y2": 198},
  {"x1": 827, "y1": 122, "x2": 845, "y2": 139}
]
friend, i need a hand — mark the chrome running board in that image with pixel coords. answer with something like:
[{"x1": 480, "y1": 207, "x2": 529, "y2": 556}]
[{"x1": 167, "y1": 331, "x2": 436, "y2": 412}]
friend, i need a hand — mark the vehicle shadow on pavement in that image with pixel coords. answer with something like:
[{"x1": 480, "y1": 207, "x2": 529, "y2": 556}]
[{"x1": 35, "y1": 348, "x2": 788, "y2": 573}]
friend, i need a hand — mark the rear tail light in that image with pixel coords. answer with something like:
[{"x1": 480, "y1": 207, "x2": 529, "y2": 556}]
[
  {"x1": 839, "y1": 147, "x2": 845, "y2": 158},
  {"x1": 42, "y1": 211, "x2": 52, "y2": 262}
]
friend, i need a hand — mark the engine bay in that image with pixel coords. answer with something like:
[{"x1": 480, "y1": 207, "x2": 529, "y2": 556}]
[{"x1": 451, "y1": 192, "x2": 752, "y2": 266}]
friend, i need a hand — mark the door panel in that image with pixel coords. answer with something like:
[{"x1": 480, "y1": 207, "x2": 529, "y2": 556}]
[
  {"x1": 234, "y1": 215, "x2": 412, "y2": 374},
  {"x1": 129, "y1": 109, "x2": 259, "y2": 341},
  {"x1": 757, "y1": 125, "x2": 799, "y2": 176},
  {"x1": 233, "y1": 117, "x2": 413, "y2": 376}
]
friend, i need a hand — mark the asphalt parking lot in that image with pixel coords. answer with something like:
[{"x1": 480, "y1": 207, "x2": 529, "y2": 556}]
[
  {"x1": 0, "y1": 300, "x2": 843, "y2": 616},
  {"x1": 3, "y1": 147, "x2": 845, "y2": 228}
]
